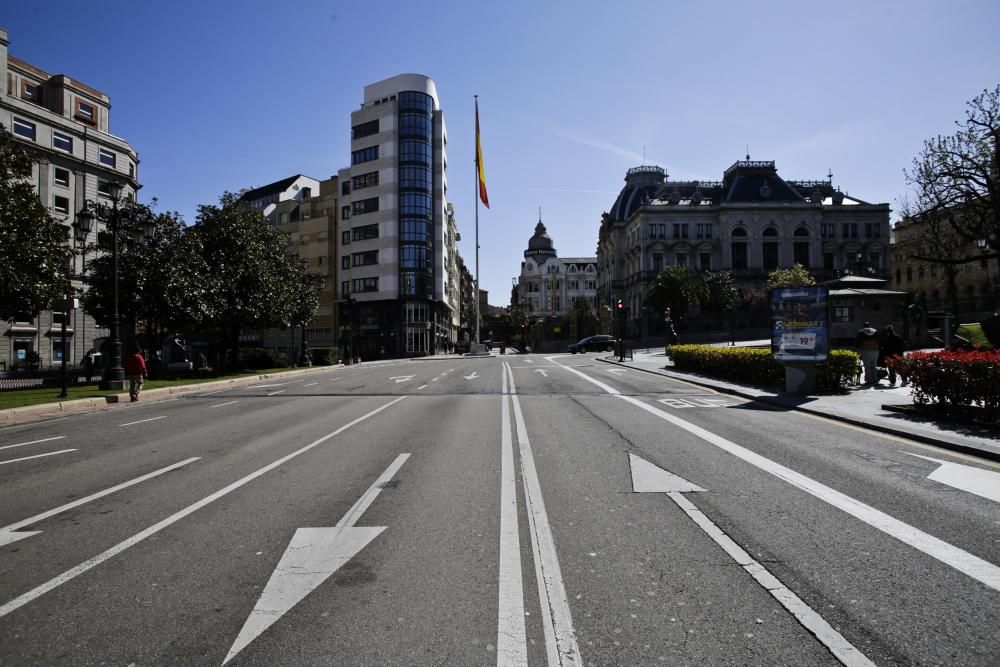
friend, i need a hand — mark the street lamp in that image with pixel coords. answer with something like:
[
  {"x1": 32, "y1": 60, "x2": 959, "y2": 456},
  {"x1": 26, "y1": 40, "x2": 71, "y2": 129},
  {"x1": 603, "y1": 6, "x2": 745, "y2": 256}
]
[
  {"x1": 76, "y1": 181, "x2": 131, "y2": 390},
  {"x1": 58, "y1": 217, "x2": 93, "y2": 398}
]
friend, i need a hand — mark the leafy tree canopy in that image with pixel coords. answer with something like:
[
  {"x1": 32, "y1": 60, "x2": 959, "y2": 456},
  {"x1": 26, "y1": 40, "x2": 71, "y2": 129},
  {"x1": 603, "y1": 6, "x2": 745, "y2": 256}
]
[
  {"x1": 767, "y1": 264, "x2": 817, "y2": 289},
  {"x1": 0, "y1": 125, "x2": 72, "y2": 320}
]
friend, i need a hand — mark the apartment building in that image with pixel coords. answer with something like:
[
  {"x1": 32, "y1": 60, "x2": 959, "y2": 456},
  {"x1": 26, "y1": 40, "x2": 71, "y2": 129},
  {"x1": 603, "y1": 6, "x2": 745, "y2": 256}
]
[
  {"x1": 238, "y1": 174, "x2": 320, "y2": 225},
  {"x1": 336, "y1": 74, "x2": 456, "y2": 358},
  {"x1": 1, "y1": 27, "x2": 140, "y2": 370},
  {"x1": 516, "y1": 218, "x2": 598, "y2": 318}
]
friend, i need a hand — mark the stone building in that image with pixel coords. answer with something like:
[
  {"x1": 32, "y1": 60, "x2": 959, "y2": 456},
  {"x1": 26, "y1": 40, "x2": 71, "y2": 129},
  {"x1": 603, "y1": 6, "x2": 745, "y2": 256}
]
[
  {"x1": 596, "y1": 159, "x2": 891, "y2": 337},
  {"x1": 1, "y1": 27, "x2": 140, "y2": 370},
  {"x1": 515, "y1": 218, "x2": 598, "y2": 318}
]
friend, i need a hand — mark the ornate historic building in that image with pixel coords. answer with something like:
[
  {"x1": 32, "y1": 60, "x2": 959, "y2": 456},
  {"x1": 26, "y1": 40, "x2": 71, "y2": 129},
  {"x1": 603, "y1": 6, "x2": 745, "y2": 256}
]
[
  {"x1": 516, "y1": 218, "x2": 598, "y2": 318},
  {"x1": 596, "y1": 159, "x2": 891, "y2": 337}
]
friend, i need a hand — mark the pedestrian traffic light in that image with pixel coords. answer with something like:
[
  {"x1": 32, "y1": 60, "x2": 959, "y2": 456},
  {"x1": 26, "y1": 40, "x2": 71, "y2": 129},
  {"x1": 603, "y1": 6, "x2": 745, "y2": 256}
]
[{"x1": 616, "y1": 299, "x2": 623, "y2": 311}]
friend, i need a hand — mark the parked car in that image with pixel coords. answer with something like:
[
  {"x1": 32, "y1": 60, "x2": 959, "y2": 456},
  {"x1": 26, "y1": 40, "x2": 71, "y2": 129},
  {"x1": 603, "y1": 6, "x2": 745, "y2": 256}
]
[{"x1": 568, "y1": 335, "x2": 615, "y2": 353}]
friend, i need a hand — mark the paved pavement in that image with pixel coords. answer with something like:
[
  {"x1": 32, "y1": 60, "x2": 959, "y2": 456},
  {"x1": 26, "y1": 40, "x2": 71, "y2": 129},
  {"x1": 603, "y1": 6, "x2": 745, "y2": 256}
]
[{"x1": 602, "y1": 349, "x2": 1000, "y2": 459}]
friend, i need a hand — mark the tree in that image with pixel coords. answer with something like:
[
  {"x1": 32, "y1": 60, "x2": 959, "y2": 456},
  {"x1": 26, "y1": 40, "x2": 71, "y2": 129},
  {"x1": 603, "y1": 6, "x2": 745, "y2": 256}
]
[
  {"x1": 701, "y1": 271, "x2": 739, "y2": 313},
  {"x1": 767, "y1": 264, "x2": 816, "y2": 289},
  {"x1": 0, "y1": 125, "x2": 73, "y2": 320},
  {"x1": 192, "y1": 193, "x2": 317, "y2": 369},
  {"x1": 904, "y1": 84, "x2": 999, "y2": 252},
  {"x1": 642, "y1": 266, "x2": 707, "y2": 318}
]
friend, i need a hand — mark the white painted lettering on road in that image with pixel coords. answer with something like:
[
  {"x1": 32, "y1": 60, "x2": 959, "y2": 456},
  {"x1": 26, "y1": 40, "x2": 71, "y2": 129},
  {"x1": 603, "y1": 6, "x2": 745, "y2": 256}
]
[
  {"x1": 0, "y1": 396, "x2": 408, "y2": 621},
  {"x1": 0, "y1": 436, "x2": 66, "y2": 451},
  {"x1": 657, "y1": 397, "x2": 732, "y2": 409},
  {"x1": 119, "y1": 416, "x2": 167, "y2": 427},
  {"x1": 0, "y1": 457, "x2": 200, "y2": 546},
  {"x1": 223, "y1": 453, "x2": 410, "y2": 665},
  {"x1": 905, "y1": 453, "x2": 1000, "y2": 504},
  {"x1": 0, "y1": 449, "x2": 76, "y2": 467}
]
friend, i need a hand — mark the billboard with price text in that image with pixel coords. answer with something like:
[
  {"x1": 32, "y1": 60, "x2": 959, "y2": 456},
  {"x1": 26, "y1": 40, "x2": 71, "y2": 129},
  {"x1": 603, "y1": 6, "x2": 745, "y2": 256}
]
[{"x1": 769, "y1": 287, "x2": 829, "y2": 362}]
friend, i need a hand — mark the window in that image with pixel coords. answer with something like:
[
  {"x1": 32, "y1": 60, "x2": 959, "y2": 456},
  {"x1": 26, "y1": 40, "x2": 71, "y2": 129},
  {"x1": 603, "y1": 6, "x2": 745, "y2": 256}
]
[
  {"x1": 342, "y1": 181, "x2": 351, "y2": 195},
  {"x1": 649, "y1": 223, "x2": 665, "y2": 239},
  {"x1": 99, "y1": 148, "x2": 116, "y2": 167},
  {"x1": 341, "y1": 205, "x2": 350, "y2": 220},
  {"x1": 676, "y1": 253, "x2": 688, "y2": 267},
  {"x1": 869, "y1": 253, "x2": 880, "y2": 272},
  {"x1": 341, "y1": 281, "x2": 349, "y2": 297},
  {"x1": 731, "y1": 228, "x2": 748, "y2": 270},
  {"x1": 821, "y1": 223, "x2": 836, "y2": 238},
  {"x1": 317, "y1": 256, "x2": 327, "y2": 266},
  {"x1": 352, "y1": 224, "x2": 379, "y2": 241},
  {"x1": 672, "y1": 223, "x2": 689, "y2": 239},
  {"x1": 832, "y1": 306, "x2": 854, "y2": 322},
  {"x1": 353, "y1": 171, "x2": 379, "y2": 190},
  {"x1": 129, "y1": 162, "x2": 135, "y2": 178},
  {"x1": 352, "y1": 119, "x2": 379, "y2": 139},
  {"x1": 97, "y1": 180, "x2": 113, "y2": 197},
  {"x1": 652, "y1": 253, "x2": 663, "y2": 272},
  {"x1": 53, "y1": 132, "x2": 73, "y2": 152},
  {"x1": 13, "y1": 118, "x2": 35, "y2": 140},
  {"x1": 793, "y1": 229, "x2": 810, "y2": 267},
  {"x1": 76, "y1": 100, "x2": 96, "y2": 123},
  {"x1": 351, "y1": 277, "x2": 379, "y2": 292},
  {"x1": 696, "y1": 223, "x2": 713, "y2": 239},
  {"x1": 342, "y1": 256, "x2": 350, "y2": 269},
  {"x1": 53, "y1": 167, "x2": 70, "y2": 187},
  {"x1": 342, "y1": 231, "x2": 350, "y2": 245},
  {"x1": 864, "y1": 223, "x2": 880, "y2": 239},
  {"x1": 352, "y1": 197, "x2": 379, "y2": 215},
  {"x1": 824, "y1": 253, "x2": 834, "y2": 271},
  {"x1": 895, "y1": 269, "x2": 902, "y2": 283},
  {"x1": 699, "y1": 252, "x2": 711, "y2": 270},
  {"x1": 351, "y1": 146, "x2": 378, "y2": 164},
  {"x1": 841, "y1": 223, "x2": 858, "y2": 239},
  {"x1": 352, "y1": 251, "x2": 378, "y2": 266},
  {"x1": 22, "y1": 81, "x2": 42, "y2": 103},
  {"x1": 906, "y1": 266, "x2": 913, "y2": 282},
  {"x1": 53, "y1": 195, "x2": 70, "y2": 214}
]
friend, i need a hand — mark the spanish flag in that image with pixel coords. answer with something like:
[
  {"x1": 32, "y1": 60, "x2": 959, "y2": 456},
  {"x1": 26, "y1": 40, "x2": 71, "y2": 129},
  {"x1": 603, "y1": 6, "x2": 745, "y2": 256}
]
[{"x1": 476, "y1": 99, "x2": 490, "y2": 209}]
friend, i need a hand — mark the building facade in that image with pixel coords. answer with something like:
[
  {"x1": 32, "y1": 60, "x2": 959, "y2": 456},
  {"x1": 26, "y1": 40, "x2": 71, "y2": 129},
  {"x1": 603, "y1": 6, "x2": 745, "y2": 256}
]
[
  {"x1": 1, "y1": 27, "x2": 140, "y2": 370},
  {"x1": 516, "y1": 218, "x2": 599, "y2": 318},
  {"x1": 336, "y1": 74, "x2": 456, "y2": 358},
  {"x1": 238, "y1": 174, "x2": 321, "y2": 225},
  {"x1": 596, "y1": 159, "x2": 891, "y2": 337}
]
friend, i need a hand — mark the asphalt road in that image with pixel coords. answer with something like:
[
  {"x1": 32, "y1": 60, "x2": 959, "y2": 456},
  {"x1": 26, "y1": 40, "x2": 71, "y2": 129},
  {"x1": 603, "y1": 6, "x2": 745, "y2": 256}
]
[{"x1": 1, "y1": 353, "x2": 998, "y2": 666}]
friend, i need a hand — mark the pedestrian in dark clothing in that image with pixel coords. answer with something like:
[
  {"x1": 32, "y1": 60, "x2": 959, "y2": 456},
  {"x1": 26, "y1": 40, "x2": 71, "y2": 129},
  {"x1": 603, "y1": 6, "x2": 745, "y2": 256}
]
[
  {"x1": 123, "y1": 350, "x2": 147, "y2": 402},
  {"x1": 880, "y1": 324, "x2": 907, "y2": 386},
  {"x1": 855, "y1": 322, "x2": 881, "y2": 387}
]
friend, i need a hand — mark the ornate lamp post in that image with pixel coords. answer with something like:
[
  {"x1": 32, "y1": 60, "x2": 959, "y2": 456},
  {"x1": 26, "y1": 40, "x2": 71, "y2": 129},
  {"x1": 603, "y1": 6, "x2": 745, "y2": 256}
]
[
  {"x1": 75, "y1": 181, "x2": 135, "y2": 390},
  {"x1": 58, "y1": 217, "x2": 93, "y2": 398}
]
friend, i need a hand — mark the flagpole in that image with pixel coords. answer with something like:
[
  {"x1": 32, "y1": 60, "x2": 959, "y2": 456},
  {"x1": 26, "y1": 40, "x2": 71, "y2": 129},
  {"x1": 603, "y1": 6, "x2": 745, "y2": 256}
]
[{"x1": 474, "y1": 94, "x2": 480, "y2": 348}]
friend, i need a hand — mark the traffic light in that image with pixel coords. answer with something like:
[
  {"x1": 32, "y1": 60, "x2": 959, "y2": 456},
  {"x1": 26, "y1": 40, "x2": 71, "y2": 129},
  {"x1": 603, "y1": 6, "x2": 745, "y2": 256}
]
[{"x1": 616, "y1": 299, "x2": 623, "y2": 312}]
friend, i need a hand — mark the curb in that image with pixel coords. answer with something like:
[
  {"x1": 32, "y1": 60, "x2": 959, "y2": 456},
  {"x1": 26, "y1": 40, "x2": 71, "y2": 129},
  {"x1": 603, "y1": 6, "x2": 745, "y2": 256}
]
[{"x1": 597, "y1": 356, "x2": 1000, "y2": 462}]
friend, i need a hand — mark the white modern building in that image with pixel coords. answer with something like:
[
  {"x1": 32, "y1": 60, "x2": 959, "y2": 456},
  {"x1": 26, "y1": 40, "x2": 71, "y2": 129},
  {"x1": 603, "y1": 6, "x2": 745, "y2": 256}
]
[
  {"x1": 336, "y1": 74, "x2": 456, "y2": 357},
  {"x1": 238, "y1": 174, "x2": 321, "y2": 225},
  {"x1": 516, "y1": 218, "x2": 598, "y2": 318},
  {"x1": 1, "y1": 27, "x2": 140, "y2": 371}
]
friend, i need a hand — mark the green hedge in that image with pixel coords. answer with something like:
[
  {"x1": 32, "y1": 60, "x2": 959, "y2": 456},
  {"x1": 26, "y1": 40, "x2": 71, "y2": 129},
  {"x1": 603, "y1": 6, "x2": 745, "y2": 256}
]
[
  {"x1": 666, "y1": 344, "x2": 859, "y2": 393},
  {"x1": 236, "y1": 347, "x2": 291, "y2": 371}
]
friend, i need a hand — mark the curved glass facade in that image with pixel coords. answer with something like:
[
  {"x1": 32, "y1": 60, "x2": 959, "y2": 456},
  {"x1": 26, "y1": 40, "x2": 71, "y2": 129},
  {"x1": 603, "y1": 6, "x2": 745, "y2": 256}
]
[{"x1": 397, "y1": 91, "x2": 434, "y2": 299}]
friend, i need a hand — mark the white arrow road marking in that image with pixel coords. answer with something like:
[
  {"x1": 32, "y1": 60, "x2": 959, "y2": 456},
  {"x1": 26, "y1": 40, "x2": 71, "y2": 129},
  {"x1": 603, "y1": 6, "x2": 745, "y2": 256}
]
[
  {"x1": 120, "y1": 416, "x2": 167, "y2": 427},
  {"x1": 0, "y1": 396, "x2": 407, "y2": 621},
  {"x1": 0, "y1": 449, "x2": 76, "y2": 467},
  {"x1": 504, "y1": 362, "x2": 580, "y2": 665},
  {"x1": 0, "y1": 457, "x2": 200, "y2": 547},
  {"x1": 534, "y1": 369, "x2": 549, "y2": 378},
  {"x1": 464, "y1": 371, "x2": 479, "y2": 380},
  {"x1": 905, "y1": 453, "x2": 1000, "y2": 504},
  {"x1": 526, "y1": 359, "x2": 534, "y2": 364},
  {"x1": 630, "y1": 455, "x2": 873, "y2": 667},
  {"x1": 390, "y1": 375, "x2": 415, "y2": 384},
  {"x1": 606, "y1": 368, "x2": 627, "y2": 375},
  {"x1": 224, "y1": 453, "x2": 410, "y2": 665},
  {"x1": 551, "y1": 357, "x2": 1000, "y2": 593},
  {"x1": 0, "y1": 436, "x2": 66, "y2": 451}
]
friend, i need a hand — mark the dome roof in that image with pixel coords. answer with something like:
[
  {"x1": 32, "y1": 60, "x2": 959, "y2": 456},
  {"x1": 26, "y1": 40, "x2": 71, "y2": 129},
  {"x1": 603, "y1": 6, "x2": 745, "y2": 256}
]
[
  {"x1": 608, "y1": 165, "x2": 666, "y2": 222},
  {"x1": 525, "y1": 220, "x2": 556, "y2": 257}
]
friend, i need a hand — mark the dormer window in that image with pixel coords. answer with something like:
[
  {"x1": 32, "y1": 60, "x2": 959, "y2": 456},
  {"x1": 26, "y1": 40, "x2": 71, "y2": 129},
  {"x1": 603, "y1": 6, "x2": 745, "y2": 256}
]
[
  {"x1": 22, "y1": 81, "x2": 42, "y2": 104},
  {"x1": 75, "y1": 100, "x2": 96, "y2": 124}
]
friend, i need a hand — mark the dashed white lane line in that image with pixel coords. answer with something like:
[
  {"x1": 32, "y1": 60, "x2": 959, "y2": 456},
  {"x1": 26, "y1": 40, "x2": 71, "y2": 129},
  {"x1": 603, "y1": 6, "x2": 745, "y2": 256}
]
[
  {"x1": 0, "y1": 396, "x2": 408, "y2": 620},
  {"x1": 417, "y1": 384, "x2": 429, "y2": 390},
  {"x1": 550, "y1": 357, "x2": 1000, "y2": 593},
  {"x1": 210, "y1": 401, "x2": 240, "y2": 409},
  {"x1": 119, "y1": 416, "x2": 167, "y2": 427},
  {"x1": 266, "y1": 390, "x2": 286, "y2": 396},
  {"x1": 0, "y1": 450, "x2": 77, "y2": 466},
  {"x1": 0, "y1": 457, "x2": 201, "y2": 546},
  {"x1": 0, "y1": 436, "x2": 66, "y2": 451},
  {"x1": 303, "y1": 382, "x2": 319, "y2": 387},
  {"x1": 431, "y1": 377, "x2": 440, "y2": 382}
]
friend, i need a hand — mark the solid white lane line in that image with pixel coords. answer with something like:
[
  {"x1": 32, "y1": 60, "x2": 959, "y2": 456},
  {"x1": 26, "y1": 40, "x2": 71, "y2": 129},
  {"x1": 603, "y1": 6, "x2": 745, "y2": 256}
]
[
  {"x1": 551, "y1": 359, "x2": 1000, "y2": 593},
  {"x1": 0, "y1": 436, "x2": 66, "y2": 451},
  {"x1": 266, "y1": 390, "x2": 286, "y2": 396},
  {"x1": 119, "y1": 416, "x2": 167, "y2": 427},
  {"x1": 303, "y1": 382, "x2": 319, "y2": 387},
  {"x1": 210, "y1": 401, "x2": 240, "y2": 409},
  {"x1": 668, "y1": 492, "x2": 875, "y2": 667},
  {"x1": 0, "y1": 396, "x2": 408, "y2": 619},
  {"x1": 0, "y1": 450, "x2": 77, "y2": 467},
  {"x1": 506, "y1": 362, "x2": 581, "y2": 665},
  {"x1": 497, "y1": 363, "x2": 528, "y2": 666},
  {"x1": 0, "y1": 457, "x2": 201, "y2": 546}
]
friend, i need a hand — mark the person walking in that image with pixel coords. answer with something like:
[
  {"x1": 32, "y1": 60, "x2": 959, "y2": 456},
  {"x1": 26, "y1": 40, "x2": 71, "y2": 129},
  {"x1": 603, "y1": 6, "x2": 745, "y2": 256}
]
[
  {"x1": 855, "y1": 321, "x2": 881, "y2": 387},
  {"x1": 880, "y1": 324, "x2": 907, "y2": 386},
  {"x1": 124, "y1": 349, "x2": 148, "y2": 402}
]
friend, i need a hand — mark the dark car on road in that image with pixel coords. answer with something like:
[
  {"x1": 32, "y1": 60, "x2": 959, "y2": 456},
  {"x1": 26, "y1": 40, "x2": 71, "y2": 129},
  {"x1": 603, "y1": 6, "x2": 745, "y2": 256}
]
[{"x1": 568, "y1": 335, "x2": 615, "y2": 353}]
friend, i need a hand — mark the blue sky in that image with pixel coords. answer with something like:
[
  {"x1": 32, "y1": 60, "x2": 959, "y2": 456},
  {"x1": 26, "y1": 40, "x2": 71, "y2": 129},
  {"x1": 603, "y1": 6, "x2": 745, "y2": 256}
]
[{"x1": 4, "y1": 1, "x2": 999, "y2": 305}]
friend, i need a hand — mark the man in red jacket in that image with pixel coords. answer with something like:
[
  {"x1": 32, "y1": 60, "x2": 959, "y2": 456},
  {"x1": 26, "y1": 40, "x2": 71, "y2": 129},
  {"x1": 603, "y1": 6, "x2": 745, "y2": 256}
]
[{"x1": 123, "y1": 349, "x2": 147, "y2": 402}]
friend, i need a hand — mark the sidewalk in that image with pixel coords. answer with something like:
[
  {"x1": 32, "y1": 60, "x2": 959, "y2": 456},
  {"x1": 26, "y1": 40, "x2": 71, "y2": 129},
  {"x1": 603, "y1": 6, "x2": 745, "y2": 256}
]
[{"x1": 602, "y1": 350, "x2": 1000, "y2": 460}]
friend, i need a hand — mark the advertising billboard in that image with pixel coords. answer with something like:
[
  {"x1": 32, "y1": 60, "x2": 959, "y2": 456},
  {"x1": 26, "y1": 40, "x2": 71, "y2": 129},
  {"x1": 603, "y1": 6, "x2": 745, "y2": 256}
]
[{"x1": 770, "y1": 287, "x2": 829, "y2": 362}]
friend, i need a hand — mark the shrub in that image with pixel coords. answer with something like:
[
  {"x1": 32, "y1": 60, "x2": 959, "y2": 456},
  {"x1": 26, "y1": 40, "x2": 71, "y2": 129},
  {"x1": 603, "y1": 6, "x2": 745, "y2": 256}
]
[
  {"x1": 889, "y1": 349, "x2": 1000, "y2": 421},
  {"x1": 667, "y1": 344, "x2": 859, "y2": 393},
  {"x1": 236, "y1": 347, "x2": 291, "y2": 370},
  {"x1": 311, "y1": 348, "x2": 334, "y2": 366}
]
